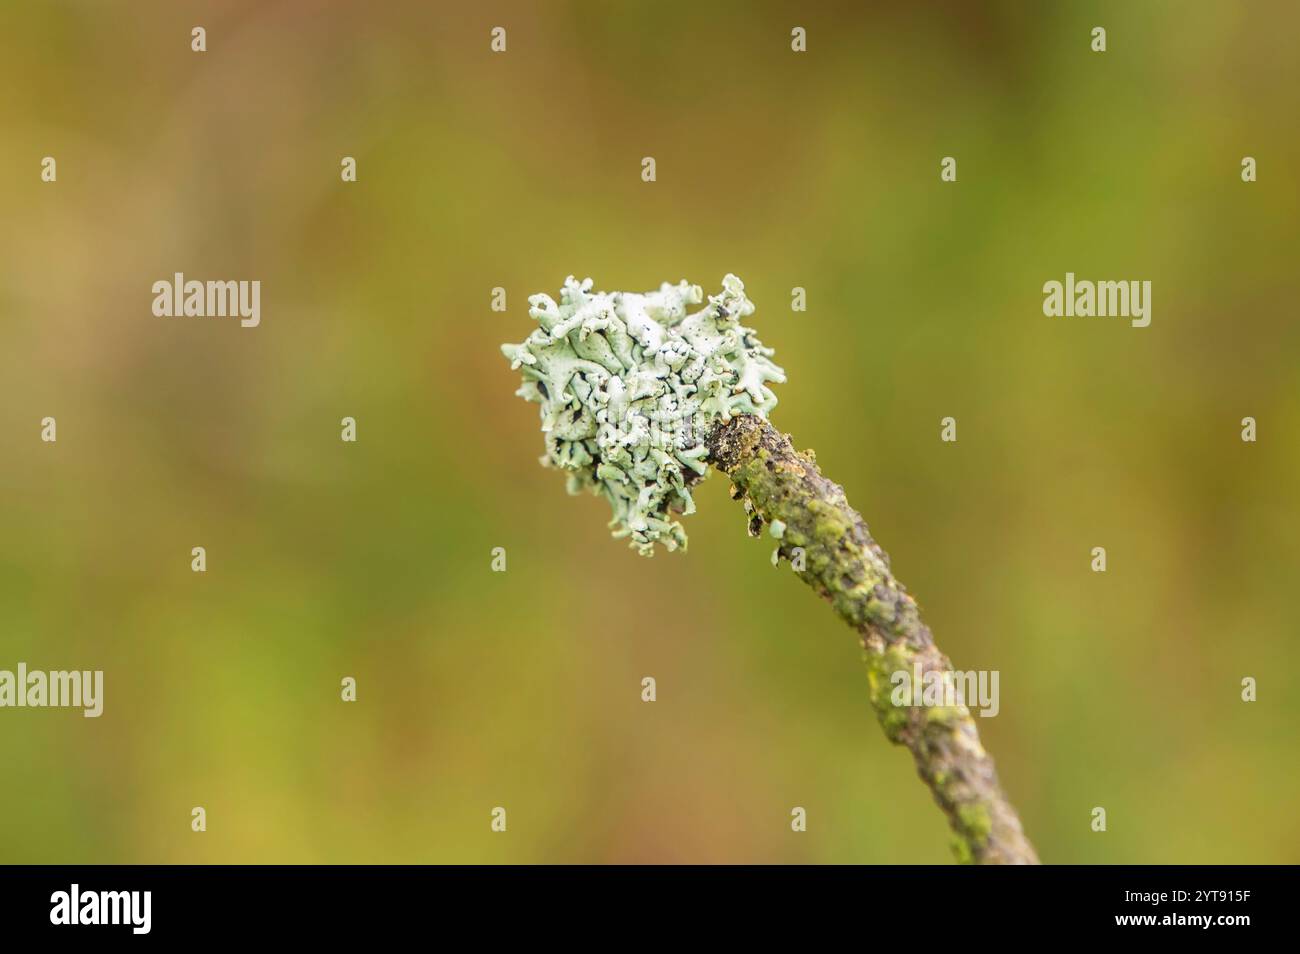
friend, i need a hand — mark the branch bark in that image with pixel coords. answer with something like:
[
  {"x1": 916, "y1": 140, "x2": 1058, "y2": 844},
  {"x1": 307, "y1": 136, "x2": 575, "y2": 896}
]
[{"x1": 705, "y1": 414, "x2": 1039, "y2": 865}]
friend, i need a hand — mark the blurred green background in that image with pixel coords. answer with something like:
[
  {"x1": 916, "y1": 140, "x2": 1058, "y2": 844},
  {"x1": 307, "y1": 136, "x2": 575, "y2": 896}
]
[{"x1": 1, "y1": 0, "x2": 1297, "y2": 863}]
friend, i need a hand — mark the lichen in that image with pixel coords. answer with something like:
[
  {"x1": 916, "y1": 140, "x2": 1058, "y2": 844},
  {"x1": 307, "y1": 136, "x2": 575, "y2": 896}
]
[{"x1": 502, "y1": 274, "x2": 785, "y2": 554}]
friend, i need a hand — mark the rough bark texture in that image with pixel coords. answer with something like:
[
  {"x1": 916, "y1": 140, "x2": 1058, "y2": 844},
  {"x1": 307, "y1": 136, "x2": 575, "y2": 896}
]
[{"x1": 705, "y1": 414, "x2": 1039, "y2": 865}]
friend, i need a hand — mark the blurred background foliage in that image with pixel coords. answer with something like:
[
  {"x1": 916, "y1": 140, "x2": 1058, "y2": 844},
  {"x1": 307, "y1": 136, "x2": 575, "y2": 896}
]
[{"x1": 0, "y1": 0, "x2": 1296, "y2": 863}]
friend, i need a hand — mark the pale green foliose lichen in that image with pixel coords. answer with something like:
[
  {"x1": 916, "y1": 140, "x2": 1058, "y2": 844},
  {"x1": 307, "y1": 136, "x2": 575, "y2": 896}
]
[{"x1": 501, "y1": 274, "x2": 785, "y2": 555}]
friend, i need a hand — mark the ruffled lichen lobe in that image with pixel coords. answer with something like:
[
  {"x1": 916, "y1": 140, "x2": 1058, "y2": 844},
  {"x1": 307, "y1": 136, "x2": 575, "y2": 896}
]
[{"x1": 502, "y1": 275, "x2": 785, "y2": 554}]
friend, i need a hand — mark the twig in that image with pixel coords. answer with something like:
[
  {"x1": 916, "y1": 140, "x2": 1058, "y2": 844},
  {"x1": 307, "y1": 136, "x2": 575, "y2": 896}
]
[{"x1": 706, "y1": 413, "x2": 1039, "y2": 865}]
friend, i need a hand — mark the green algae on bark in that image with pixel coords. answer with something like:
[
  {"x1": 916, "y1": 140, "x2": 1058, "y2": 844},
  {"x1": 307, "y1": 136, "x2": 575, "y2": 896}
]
[{"x1": 706, "y1": 413, "x2": 1039, "y2": 865}]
